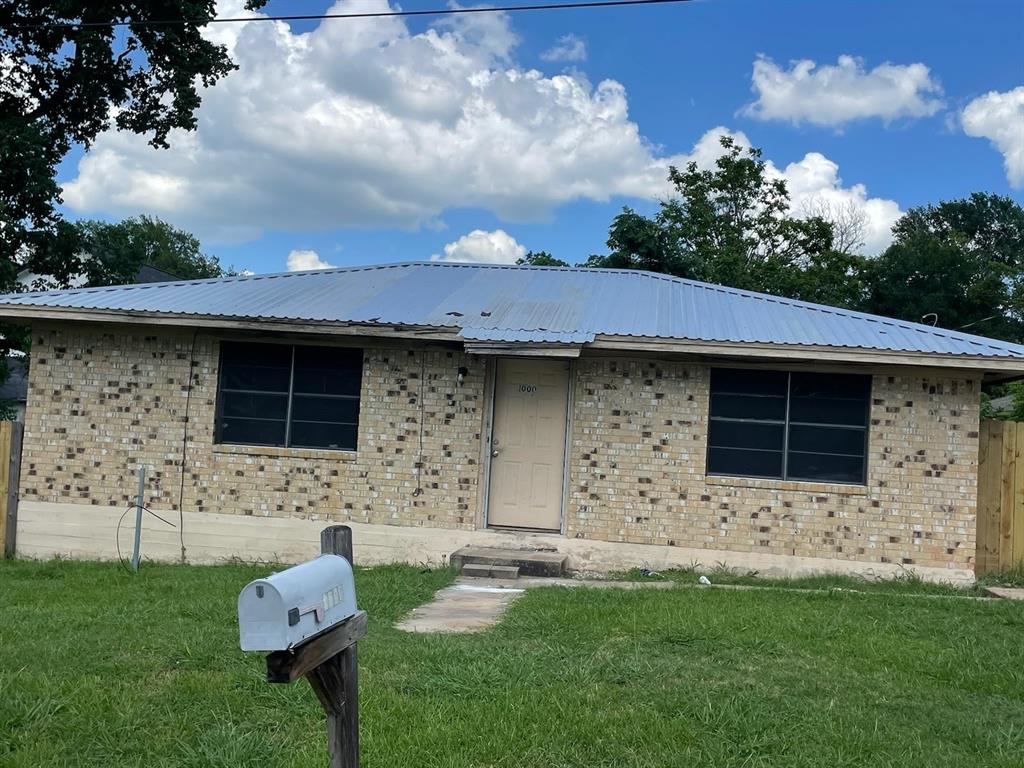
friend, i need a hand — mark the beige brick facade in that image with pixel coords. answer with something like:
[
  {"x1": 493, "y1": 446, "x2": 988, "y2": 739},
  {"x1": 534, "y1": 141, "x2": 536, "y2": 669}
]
[
  {"x1": 568, "y1": 358, "x2": 980, "y2": 570},
  {"x1": 22, "y1": 325, "x2": 485, "y2": 530},
  {"x1": 21, "y1": 325, "x2": 980, "y2": 571}
]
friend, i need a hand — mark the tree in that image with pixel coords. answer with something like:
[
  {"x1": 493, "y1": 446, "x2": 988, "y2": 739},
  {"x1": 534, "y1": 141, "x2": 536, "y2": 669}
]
[
  {"x1": 800, "y1": 196, "x2": 869, "y2": 255},
  {"x1": 71, "y1": 215, "x2": 225, "y2": 287},
  {"x1": 586, "y1": 136, "x2": 867, "y2": 307},
  {"x1": 517, "y1": 251, "x2": 569, "y2": 267},
  {"x1": 863, "y1": 194, "x2": 1024, "y2": 342},
  {"x1": 1, "y1": 1, "x2": 266, "y2": 289}
]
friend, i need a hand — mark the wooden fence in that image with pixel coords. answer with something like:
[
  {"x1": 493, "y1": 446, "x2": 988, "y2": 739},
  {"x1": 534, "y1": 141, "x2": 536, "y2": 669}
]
[
  {"x1": 0, "y1": 421, "x2": 23, "y2": 558},
  {"x1": 977, "y1": 419, "x2": 1024, "y2": 574}
]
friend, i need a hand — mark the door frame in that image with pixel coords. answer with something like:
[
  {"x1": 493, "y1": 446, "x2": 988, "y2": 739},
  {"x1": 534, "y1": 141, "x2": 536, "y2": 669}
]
[{"x1": 478, "y1": 356, "x2": 575, "y2": 535}]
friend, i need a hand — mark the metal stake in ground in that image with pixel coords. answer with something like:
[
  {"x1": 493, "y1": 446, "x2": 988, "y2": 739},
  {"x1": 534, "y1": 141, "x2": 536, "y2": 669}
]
[
  {"x1": 239, "y1": 525, "x2": 365, "y2": 768},
  {"x1": 131, "y1": 465, "x2": 146, "y2": 572}
]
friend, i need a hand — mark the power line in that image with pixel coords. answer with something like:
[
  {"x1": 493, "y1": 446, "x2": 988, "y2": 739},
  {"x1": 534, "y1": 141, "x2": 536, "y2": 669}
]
[{"x1": 13, "y1": 0, "x2": 696, "y2": 30}]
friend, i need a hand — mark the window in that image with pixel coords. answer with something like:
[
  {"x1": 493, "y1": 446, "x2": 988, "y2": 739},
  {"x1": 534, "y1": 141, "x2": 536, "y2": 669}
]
[
  {"x1": 216, "y1": 342, "x2": 362, "y2": 451},
  {"x1": 707, "y1": 368, "x2": 870, "y2": 484}
]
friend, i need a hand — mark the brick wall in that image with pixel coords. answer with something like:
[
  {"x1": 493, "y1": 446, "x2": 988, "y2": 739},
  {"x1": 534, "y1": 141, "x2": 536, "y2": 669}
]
[
  {"x1": 568, "y1": 358, "x2": 980, "y2": 570},
  {"x1": 21, "y1": 326, "x2": 981, "y2": 570},
  {"x1": 21, "y1": 325, "x2": 485, "y2": 529}
]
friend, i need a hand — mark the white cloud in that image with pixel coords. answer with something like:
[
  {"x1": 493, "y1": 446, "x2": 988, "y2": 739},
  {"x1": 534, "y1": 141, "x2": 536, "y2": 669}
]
[
  {"x1": 59, "y1": 3, "x2": 900, "y2": 254},
  {"x1": 540, "y1": 34, "x2": 586, "y2": 63},
  {"x1": 62, "y1": 0, "x2": 673, "y2": 241},
  {"x1": 776, "y1": 153, "x2": 901, "y2": 253},
  {"x1": 743, "y1": 54, "x2": 945, "y2": 127},
  {"x1": 431, "y1": 229, "x2": 526, "y2": 264},
  {"x1": 286, "y1": 249, "x2": 335, "y2": 271},
  {"x1": 961, "y1": 87, "x2": 1024, "y2": 188}
]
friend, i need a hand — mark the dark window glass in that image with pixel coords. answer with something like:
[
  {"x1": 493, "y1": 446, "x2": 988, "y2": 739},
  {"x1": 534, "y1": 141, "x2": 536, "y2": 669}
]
[
  {"x1": 220, "y1": 343, "x2": 292, "y2": 392},
  {"x1": 788, "y1": 424, "x2": 865, "y2": 456},
  {"x1": 707, "y1": 368, "x2": 870, "y2": 484},
  {"x1": 293, "y1": 346, "x2": 362, "y2": 396},
  {"x1": 787, "y1": 452, "x2": 865, "y2": 484},
  {"x1": 791, "y1": 372, "x2": 870, "y2": 400},
  {"x1": 290, "y1": 395, "x2": 360, "y2": 424},
  {"x1": 707, "y1": 447, "x2": 784, "y2": 478},
  {"x1": 290, "y1": 422, "x2": 359, "y2": 451},
  {"x1": 709, "y1": 393, "x2": 787, "y2": 421},
  {"x1": 221, "y1": 392, "x2": 289, "y2": 420},
  {"x1": 789, "y1": 396, "x2": 868, "y2": 426},
  {"x1": 216, "y1": 343, "x2": 362, "y2": 451},
  {"x1": 219, "y1": 417, "x2": 287, "y2": 447},
  {"x1": 708, "y1": 420, "x2": 785, "y2": 452},
  {"x1": 711, "y1": 368, "x2": 788, "y2": 396}
]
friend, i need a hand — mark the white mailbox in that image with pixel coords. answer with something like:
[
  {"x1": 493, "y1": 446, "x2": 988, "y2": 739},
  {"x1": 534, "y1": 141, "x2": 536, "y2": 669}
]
[{"x1": 238, "y1": 554, "x2": 358, "y2": 652}]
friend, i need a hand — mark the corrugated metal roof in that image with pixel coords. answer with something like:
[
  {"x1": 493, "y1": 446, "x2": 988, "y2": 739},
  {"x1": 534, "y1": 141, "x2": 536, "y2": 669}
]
[{"x1": 1, "y1": 261, "x2": 1022, "y2": 360}]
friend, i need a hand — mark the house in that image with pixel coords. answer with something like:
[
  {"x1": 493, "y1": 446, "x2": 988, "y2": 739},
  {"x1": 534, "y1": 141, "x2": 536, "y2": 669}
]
[{"x1": 1, "y1": 261, "x2": 1021, "y2": 583}]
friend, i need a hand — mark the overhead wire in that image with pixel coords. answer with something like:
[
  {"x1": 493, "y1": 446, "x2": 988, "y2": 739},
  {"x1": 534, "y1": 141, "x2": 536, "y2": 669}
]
[{"x1": 12, "y1": 0, "x2": 696, "y2": 30}]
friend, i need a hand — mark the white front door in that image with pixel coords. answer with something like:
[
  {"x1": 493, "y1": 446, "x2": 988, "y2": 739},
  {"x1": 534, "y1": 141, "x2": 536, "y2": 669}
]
[{"x1": 487, "y1": 358, "x2": 570, "y2": 531}]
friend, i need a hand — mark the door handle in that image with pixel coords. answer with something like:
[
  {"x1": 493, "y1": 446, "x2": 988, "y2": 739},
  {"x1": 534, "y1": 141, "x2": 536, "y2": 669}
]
[{"x1": 491, "y1": 449, "x2": 500, "y2": 458}]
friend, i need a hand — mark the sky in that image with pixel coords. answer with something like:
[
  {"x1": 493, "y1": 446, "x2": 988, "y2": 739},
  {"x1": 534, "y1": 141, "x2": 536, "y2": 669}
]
[{"x1": 55, "y1": 0, "x2": 1024, "y2": 275}]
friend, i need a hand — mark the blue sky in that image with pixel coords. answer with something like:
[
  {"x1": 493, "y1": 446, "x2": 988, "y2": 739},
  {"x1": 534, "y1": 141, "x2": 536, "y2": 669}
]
[{"x1": 56, "y1": 0, "x2": 1024, "y2": 274}]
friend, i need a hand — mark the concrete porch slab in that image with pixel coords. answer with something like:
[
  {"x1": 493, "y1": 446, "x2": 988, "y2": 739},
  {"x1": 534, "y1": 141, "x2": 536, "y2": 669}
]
[{"x1": 450, "y1": 546, "x2": 567, "y2": 577}]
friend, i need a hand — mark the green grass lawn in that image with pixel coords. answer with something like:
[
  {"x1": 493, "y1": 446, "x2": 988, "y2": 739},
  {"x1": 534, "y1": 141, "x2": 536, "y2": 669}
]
[{"x1": 2, "y1": 559, "x2": 1024, "y2": 767}]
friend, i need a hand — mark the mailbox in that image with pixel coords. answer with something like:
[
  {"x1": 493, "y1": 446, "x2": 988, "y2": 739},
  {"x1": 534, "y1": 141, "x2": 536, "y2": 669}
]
[{"x1": 238, "y1": 554, "x2": 358, "y2": 651}]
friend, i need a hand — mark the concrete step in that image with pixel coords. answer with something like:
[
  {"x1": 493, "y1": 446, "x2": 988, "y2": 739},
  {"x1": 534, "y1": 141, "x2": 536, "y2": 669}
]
[
  {"x1": 451, "y1": 546, "x2": 567, "y2": 577},
  {"x1": 460, "y1": 562, "x2": 521, "y2": 579}
]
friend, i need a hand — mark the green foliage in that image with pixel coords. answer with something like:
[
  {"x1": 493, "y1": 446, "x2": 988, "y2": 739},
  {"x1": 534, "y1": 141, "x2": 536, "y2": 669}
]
[
  {"x1": 981, "y1": 392, "x2": 999, "y2": 420},
  {"x1": 516, "y1": 250, "x2": 569, "y2": 267},
  {"x1": 3, "y1": 559, "x2": 1024, "y2": 766},
  {"x1": 73, "y1": 215, "x2": 225, "y2": 287},
  {"x1": 862, "y1": 193, "x2": 1024, "y2": 342},
  {"x1": 1, "y1": 0, "x2": 267, "y2": 287},
  {"x1": 586, "y1": 137, "x2": 868, "y2": 307}
]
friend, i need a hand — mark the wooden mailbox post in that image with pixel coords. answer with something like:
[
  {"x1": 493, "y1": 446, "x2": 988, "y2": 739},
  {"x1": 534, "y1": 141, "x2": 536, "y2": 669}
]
[{"x1": 259, "y1": 525, "x2": 367, "y2": 768}]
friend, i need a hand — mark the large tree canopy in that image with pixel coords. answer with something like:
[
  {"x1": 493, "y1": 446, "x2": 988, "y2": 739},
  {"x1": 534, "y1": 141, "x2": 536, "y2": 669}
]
[
  {"x1": 72, "y1": 215, "x2": 225, "y2": 287},
  {"x1": 584, "y1": 137, "x2": 867, "y2": 308},
  {"x1": 0, "y1": 0, "x2": 264, "y2": 288},
  {"x1": 862, "y1": 193, "x2": 1024, "y2": 342}
]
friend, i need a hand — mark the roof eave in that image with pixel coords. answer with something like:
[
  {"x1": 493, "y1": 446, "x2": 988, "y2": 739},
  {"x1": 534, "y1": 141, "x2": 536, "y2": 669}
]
[
  {"x1": 589, "y1": 335, "x2": 1024, "y2": 375},
  {"x1": 0, "y1": 304, "x2": 462, "y2": 343},
  {"x1": 3, "y1": 304, "x2": 1022, "y2": 375}
]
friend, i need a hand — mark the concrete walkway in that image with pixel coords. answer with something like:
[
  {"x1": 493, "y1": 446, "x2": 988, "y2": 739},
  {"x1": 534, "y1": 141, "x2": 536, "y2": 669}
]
[
  {"x1": 395, "y1": 581, "x2": 525, "y2": 633},
  {"x1": 394, "y1": 576, "x2": 678, "y2": 634}
]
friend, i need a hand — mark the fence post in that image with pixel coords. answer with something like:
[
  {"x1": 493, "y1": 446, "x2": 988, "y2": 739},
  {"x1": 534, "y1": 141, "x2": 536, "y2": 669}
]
[{"x1": 0, "y1": 422, "x2": 22, "y2": 559}]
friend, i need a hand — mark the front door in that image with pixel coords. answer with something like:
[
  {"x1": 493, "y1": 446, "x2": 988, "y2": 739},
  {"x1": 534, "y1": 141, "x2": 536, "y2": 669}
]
[{"x1": 487, "y1": 358, "x2": 570, "y2": 531}]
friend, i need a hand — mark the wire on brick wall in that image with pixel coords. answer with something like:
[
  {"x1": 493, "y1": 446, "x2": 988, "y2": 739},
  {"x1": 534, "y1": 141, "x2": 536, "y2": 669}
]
[
  {"x1": 176, "y1": 328, "x2": 200, "y2": 562},
  {"x1": 413, "y1": 352, "x2": 426, "y2": 497}
]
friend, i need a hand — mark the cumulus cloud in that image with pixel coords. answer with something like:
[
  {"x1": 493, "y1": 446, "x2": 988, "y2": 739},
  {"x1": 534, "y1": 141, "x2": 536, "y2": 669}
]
[
  {"x1": 287, "y1": 249, "x2": 335, "y2": 271},
  {"x1": 432, "y1": 229, "x2": 526, "y2": 263},
  {"x1": 59, "y1": 2, "x2": 900, "y2": 253},
  {"x1": 743, "y1": 54, "x2": 944, "y2": 127},
  {"x1": 540, "y1": 34, "x2": 587, "y2": 62},
  {"x1": 62, "y1": 0, "x2": 676, "y2": 241},
  {"x1": 776, "y1": 153, "x2": 901, "y2": 253},
  {"x1": 961, "y1": 87, "x2": 1024, "y2": 188}
]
